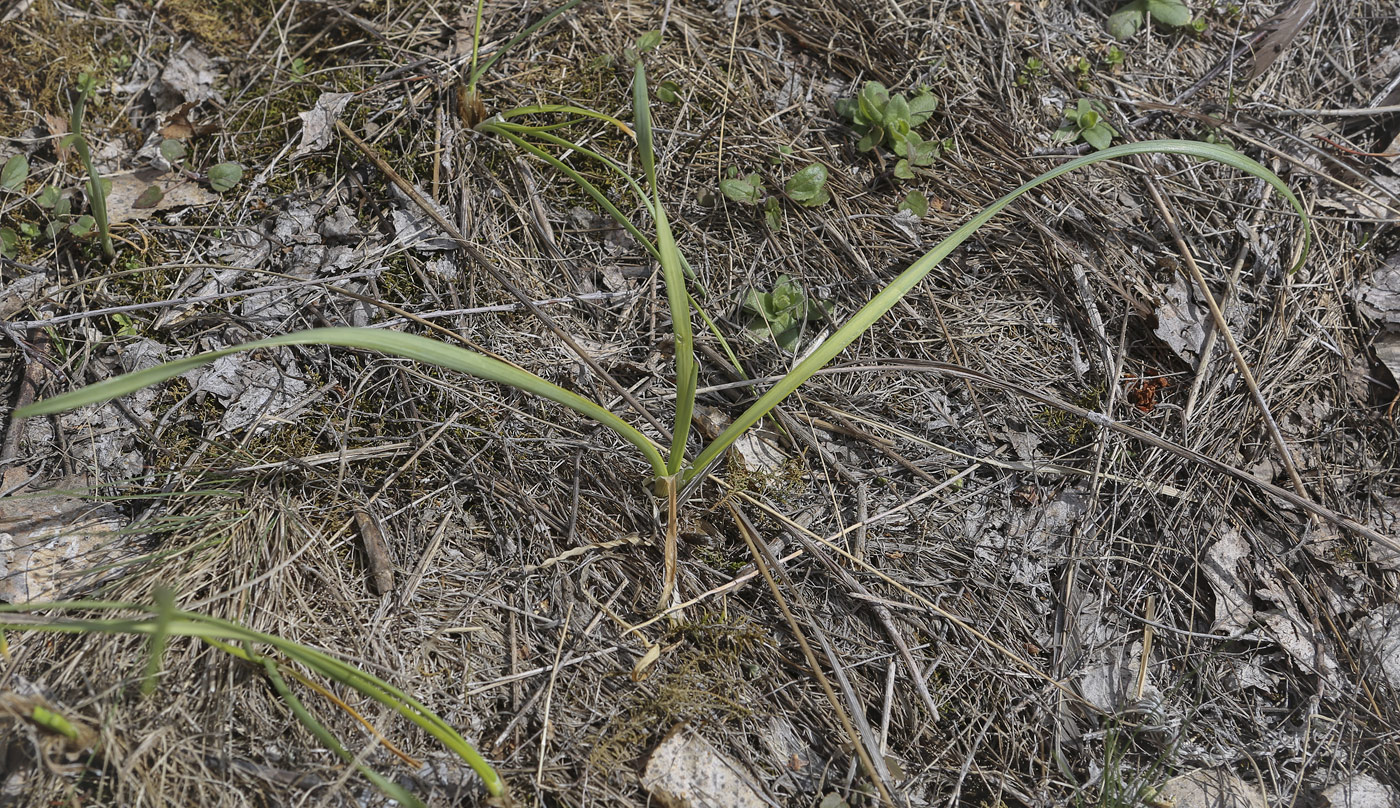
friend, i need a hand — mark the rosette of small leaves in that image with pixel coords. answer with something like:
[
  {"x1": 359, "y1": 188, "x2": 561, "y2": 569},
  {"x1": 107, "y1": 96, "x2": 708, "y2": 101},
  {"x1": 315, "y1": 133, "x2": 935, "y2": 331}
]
[
  {"x1": 1053, "y1": 99, "x2": 1118, "y2": 150},
  {"x1": 834, "y1": 81, "x2": 942, "y2": 179},
  {"x1": 742, "y1": 274, "x2": 831, "y2": 352}
]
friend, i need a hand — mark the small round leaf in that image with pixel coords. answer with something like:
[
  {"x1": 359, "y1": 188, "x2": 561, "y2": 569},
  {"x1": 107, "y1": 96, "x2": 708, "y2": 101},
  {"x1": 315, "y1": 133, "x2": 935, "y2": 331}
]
[{"x1": 208, "y1": 162, "x2": 244, "y2": 192}]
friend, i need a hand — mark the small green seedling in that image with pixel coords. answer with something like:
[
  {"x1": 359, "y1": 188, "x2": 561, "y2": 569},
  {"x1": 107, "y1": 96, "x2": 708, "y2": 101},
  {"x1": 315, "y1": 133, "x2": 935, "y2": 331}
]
[
  {"x1": 208, "y1": 162, "x2": 244, "y2": 192},
  {"x1": 834, "y1": 81, "x2": 944, "y2": 179},
  {"x1": 1017, "y1": 56, "x2": 1045, "y2": 87},
  {"x1": 743, "y1": 274, "x2": 831, "y2": 352},
  {"x1": 1107, "y1": 0, "x2": 1193, "y2": 38},
  {"x1": 898, "y1": 190, "x2": 929, "y2": 218},
  {"x1": 1105, "y1": 46, "x2": 1126, "y2": 67},
  {"x1": 719, "y1": 163, "x2": 829, "y2": 228},
  {"x1": 783, "y1": 163, "x2": 830, "y2": 207},
  {"x1": 1054, "y1": 99, "x2": 1119, "y2": 150},
  {"x1": 720, "y1": 169, "x2": 765, "y2": 205}
]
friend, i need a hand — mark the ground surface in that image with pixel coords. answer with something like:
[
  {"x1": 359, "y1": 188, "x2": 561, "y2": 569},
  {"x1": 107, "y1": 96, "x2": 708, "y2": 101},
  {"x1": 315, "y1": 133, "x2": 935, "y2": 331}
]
[{"x1": 1, "y1": 0, "x2": 1399, "y2": 806}]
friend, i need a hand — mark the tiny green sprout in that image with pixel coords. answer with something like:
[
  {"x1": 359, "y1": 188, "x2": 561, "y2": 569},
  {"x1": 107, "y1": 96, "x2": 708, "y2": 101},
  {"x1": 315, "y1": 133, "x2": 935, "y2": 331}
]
[
  {"x1": 1, "y1": 154, "x2": 27, "y2": 190},
  {"x1": 624, "y1": 30, "x2": 661, "y2": 64},
  {"x1": 290, "y1": 57, "x2": 309, "y2": 79},
  {"x1": 835, "y1": 81, "x2": 941, "y2": 179},
  {"x1": 1190, "y1": 16, "x2": 1207, "y2": 33},
  {"x1": 899, "y1": 189, "x2": 929, "y2": 218},
  {"x1": 655, "y1": 80, "x2": 681, "y2": 103},
  {"x1": 720, "y1": 172, "x2": 765, "y2": 205},
  {"x1": 112, "y1": 313, "x2": 140, "y2": 337},
  {"x1": 19, "y1": 222, "x2": 38, "y2": 238},
  {"x1": 784, "y1": 163, "x2": 830, "y2": 207},
  {"x1": 1054, "y1": 99, "x2": 1118, "y2": 151},
  {"x1": 1107, "y1": 0, "x2": 1193, "y2": 39},
  {"x1": 1017, "y1": 56, "x2": 1045, "y2": 87},
  {"x1": 742, "y1": 274, "x2": 831, "y2": 352},
  {"x1": 68, "y1": 214, "x2": 96, "y2": 237},
  {"x1": 36, "y1": 186, "x2": 61, "y2": 209},
  {"x1": 208, "y1": 162, "x2": 244, "y2": 192},
  {"x1": 763, "y1": 197, "x2": 782, "y2": 230},
  {"x1": 1105, "y1": 46, "x2": 1126, "y2": 67}
]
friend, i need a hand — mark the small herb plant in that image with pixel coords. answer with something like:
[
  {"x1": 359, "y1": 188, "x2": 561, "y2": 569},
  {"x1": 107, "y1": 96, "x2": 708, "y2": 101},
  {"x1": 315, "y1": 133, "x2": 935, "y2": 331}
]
[
  {"x1": 1107, "y1": 0, "x2": 1194, "y2": 39},
  {"x1": 719, "y1": 162, "x2": 831, "y2": 229},
  {"x1": 742, "y1": 275, "x2": 831, "y2": 352},
  {"x1": 16, "y1": 35, "x2": 1313, "y2": 806},
  {"x1": 834, "y1": 81, "x2": 946, "y2": 179},
  {"x1": 1054, "y1": 99, "x2": 1119, "y2": 150}
]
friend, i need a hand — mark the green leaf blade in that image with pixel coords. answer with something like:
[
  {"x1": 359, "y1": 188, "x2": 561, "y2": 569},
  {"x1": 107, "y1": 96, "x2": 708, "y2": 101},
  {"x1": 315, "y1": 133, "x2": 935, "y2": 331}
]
[{"x1": 684, "y1": 140, "x2": 1311, "y2": 482}]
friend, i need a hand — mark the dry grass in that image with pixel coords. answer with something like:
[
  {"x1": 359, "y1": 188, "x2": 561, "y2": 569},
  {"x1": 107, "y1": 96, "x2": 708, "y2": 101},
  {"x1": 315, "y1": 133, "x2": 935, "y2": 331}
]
[{"x1": 2, "y1": 0, "x2": 1399, "y2": 805}]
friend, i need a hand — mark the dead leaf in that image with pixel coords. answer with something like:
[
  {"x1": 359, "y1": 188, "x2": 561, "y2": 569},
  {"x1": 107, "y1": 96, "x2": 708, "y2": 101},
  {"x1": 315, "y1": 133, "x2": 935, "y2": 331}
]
[
  {"x1": 1321, "y1": 773, "x2": 1397, "y2": 808},
  {"x1": 0, "y1": 478, "x2": 134, "y2": 603},
  {"x1": 159, "y1": 101, "x2": 219, "y2": 139},
  {"x1": 1154, "y1": 276, "x2": 1206, "y2": 364},
  {"x1": 642, "y1": 729, "x2": 767, "y2": 808},
  {"x1": 1202, "y1": 529, "x2": 1254, "y2": 634},
  {"x1": 1351, "y1": 603, "x2": 1400, "y2": 693},
  {"x1": 294, "y1": 92, "x2": 353, "y2": 157},
  {"x1": 103, "y1": 169, "x2": 217, "y2": 225},
  {"x1": 159, "y1": 46, "x2": 222, "y2": 105}
]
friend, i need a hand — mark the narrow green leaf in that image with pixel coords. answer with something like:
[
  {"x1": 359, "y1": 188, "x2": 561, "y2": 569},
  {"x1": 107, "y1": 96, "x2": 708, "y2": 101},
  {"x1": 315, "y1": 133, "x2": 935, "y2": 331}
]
[
  {"x1": 0, "y1": 154, "x2": 27, "y2": 190},
  {"x1": 636, "y1": 30, "x2": 662, "y2": 52},
  {"x1": 632, "y1": 61, "x2": 656, "y2": 189},
  {"x1": 16, "y1": 327, "x2": 669, "y2": 477},
  {"x1": 685, "y1": 140, "x2": 1312, "y2": 482}
]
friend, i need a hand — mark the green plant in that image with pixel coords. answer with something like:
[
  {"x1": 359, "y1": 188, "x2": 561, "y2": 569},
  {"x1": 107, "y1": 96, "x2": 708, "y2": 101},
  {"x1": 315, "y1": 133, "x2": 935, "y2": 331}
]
[
  {"x1": 718, "y1": 162, "x2": 830, "y2": 228},
  {"x1": 898, "y1": 189, "x2": 929, "y2": 217},
  {"x1": 1054, "y1": 99, "x2": 1119, "y2": 150},
  {"x1": 1017, "y1": 56, "x2": 1045, "y2": 87},
  {"x1": 15, "y1": 45, "x2": 1313, "y2": 803},
  {"x1": 0, "y1": 597, "x2": 500, "y2": 807},
  {"x1": 66, "y1": 73, "x2": 115, "y2": 262},
  {"x1": 834, "y1": 81, "x2": 944, "y2": 178},
  {"x1": 1107, "y1": 0, "x2": 1193, "y2": 38},
  {"x1": 742, "y1": 275, "x2": 831, "y2": 352},
  {"x1": 1105, "y1": 46, "x2": 1126, "y2": 67}
]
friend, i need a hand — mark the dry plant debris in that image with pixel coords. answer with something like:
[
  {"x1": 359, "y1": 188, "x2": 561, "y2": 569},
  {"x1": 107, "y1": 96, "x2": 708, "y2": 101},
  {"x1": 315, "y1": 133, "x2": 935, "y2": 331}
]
[{"x1": 1, "y1": 0, "x2": 1400, "y2": 806}]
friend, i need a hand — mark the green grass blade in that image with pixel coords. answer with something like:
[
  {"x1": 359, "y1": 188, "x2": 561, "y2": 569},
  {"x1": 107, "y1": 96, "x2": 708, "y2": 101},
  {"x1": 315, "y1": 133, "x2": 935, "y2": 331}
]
[
  {"x1": 258, "y1": 654, "x2": 425, "y2": 808},
  {"x1": 684, "y1": 140, "x2": 1311, "y2": 482},
  {"x1": 632, "y1": 61, "x2": 657, "y2": 190},
  {"x1": 632, "y1": 62, "x2": 695, "y2": 472},
  {"x1": 0, "y1": 600, "x2": 507, "y2": 798},
  {"x1": 466, "y1": 0, "x2": 584, "y2": 90},
  {"x1": 140, "y1": 585, "x2": 176, "y2": 695},
  {"x1": 496, "y1": 104, "x2": 635, "y2": 136},
  {"x1": 16, "y1": 327, "x2": 668, "y2": 477}
]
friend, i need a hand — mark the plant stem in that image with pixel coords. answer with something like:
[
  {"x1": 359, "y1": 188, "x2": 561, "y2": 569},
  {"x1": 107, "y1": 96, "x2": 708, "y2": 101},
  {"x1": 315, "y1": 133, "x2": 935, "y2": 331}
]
[{"x1": 69, "y1": 78, "x2": 115, "y2": 262}]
